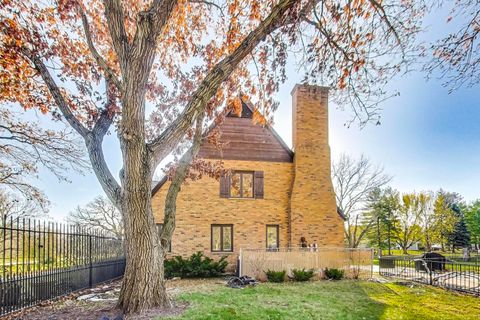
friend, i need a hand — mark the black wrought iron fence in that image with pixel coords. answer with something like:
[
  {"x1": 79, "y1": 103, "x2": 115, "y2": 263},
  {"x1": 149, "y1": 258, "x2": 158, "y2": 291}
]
[
  {"x1": 0, "y1": 216, "x2": 126, "y2": 316},
  {"x1": 379, "y1": 256, "x2": 480, "y2": 296}
]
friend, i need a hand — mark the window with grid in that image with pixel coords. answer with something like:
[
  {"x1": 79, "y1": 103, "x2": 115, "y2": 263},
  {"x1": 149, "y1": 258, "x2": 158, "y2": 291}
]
[
  {"x1": 266, "y1": 225, "x2": 279, "y2": 250},
  {"x1": 211, "y1": 224, "x2": 233, "y2": 252},
  {"x1": 229, "y1": 171, "x2": 254, "y2": 198}
]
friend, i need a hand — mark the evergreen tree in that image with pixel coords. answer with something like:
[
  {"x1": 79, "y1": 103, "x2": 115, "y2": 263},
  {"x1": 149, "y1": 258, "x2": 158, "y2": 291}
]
[
  {"x1": 448, "y1": 204, "x2": 471, "y2": 251},
  {"x1": 364, "y1": 187, "x2": 399, "y2": 256},
  {"x1": 465, "y1": 201, "x2": 480, "y2": 250}
]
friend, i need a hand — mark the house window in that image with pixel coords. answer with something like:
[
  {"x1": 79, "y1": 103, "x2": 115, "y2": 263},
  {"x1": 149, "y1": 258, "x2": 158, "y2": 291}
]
[
  {"x1": 211, "y1": 224, "x2": 233, "y2": 252},
  {"x1": 266, "y1": 225, "x2": 279, "y2": 250},
  {"x1": 156, "y1": 223, "x2": 172, "y2": 252},
  {"x1": 220, "y1": 171, "x2": 263, "y2": 199},
  {"x1": 230, "y1": 171, "x2": 254, "y2": 198}
]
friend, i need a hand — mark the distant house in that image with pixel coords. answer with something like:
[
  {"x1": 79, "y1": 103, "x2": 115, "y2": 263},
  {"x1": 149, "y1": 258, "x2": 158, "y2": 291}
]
[
  {"x1": 394, "y1": 242, "x2": 421, "y2": 251},
  {"x1": 152, "y1": 84, "x2": 345, "y2": 268}
]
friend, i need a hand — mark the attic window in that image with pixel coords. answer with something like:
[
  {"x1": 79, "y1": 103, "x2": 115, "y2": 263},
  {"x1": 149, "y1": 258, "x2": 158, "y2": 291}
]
[
  {"x1": 226, "y1": 101, "x2": 253, "y2": 118},
  {"x1": 220, "y1": 171, "x2": 264, "y2": 199},
  {"x1": 230, "y1": 171, "x2": 254, "y2": 198}
]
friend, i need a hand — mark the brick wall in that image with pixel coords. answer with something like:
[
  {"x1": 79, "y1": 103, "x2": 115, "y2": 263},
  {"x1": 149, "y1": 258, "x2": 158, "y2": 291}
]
[
  {"x1": 152, "y1": 84, "x2": 345, "y2": 271},
  {"x1": 152, "y1": 160, "x2": 294, "y2": 268},
  {"x1": 290, "y1": 84, "x2": 345, "y2": 247}
]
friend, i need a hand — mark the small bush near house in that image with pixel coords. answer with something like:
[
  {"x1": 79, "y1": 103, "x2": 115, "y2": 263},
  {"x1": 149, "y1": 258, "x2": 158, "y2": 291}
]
[
  {"x1": 291, "y1": 268, "x2": 315, "y2": 281},
  {"x1": 324, "y1": 268, "x2": 344, "y2": 280},
  {"x1": 265, "y1": 270, "x2": 286, "y2": 283},
  {"x1": 349, "y1": 266, "x2": 361, "y2": 280},
  {"x1": 164, "y1": 252, "x2": 228, "y2": 278}
]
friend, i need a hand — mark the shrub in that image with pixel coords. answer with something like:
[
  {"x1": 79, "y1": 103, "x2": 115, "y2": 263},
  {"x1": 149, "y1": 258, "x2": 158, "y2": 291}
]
[
  {"x1": 324, "y1": 268, "x2": 344, "y2": 280},
  {"x1": 349, "y1": 266, "x2": 361, "y2": 280},
  {"x1": 265, "y1": 270, "x2": 286, "y2": 283},
  {"x1": 164, "y1": 252, "x2": 228, "y2": 278},
  {"x1": 291, "y1": 268, "x2": 315, "y2": 281}
]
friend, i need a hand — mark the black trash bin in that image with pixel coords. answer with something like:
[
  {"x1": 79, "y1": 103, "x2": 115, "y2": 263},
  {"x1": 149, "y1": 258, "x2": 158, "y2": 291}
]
[
  {"x1": 379, "y1": 257, "x2": 395, "y2": 268},
  {"x1": 415, "y1": 252, "x2": 446, "y2": 272}
]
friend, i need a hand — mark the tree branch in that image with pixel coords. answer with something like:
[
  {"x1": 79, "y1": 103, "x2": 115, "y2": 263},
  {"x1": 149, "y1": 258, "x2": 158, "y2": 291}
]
[
  {"x1": 25, "y1": 49, "x2": 123, "y2": 207},
  {"x1": 78, "y1": 4, "x2": 122, "y2": 89},
  {"x1": 24, "y1": 49, "x2": 89, "y2": 137},
  {"x1": 88, "y1": 82, "x2": 123, "y2": 208},
  {"x1": 148, "y1": 0, "x2": 298, "y2": 166},
  {"x1": 160, "y1": 112, "x2": 205, "y2": 249},
  {"x1": 127, "y1": 0, "x2": 178, "y2": 90},
  {"x1": 103, "y1": 0, "x2": 130, "y2": 72},
  {"x1": 368, "y1": 0, "x2": 402, "y2": 47},
  {"x1": 189, "y1": 0, "x2": 224, "y2": 16},
  {"x1": 136, "y1": 0, "x2": 179, "y2": 41}
]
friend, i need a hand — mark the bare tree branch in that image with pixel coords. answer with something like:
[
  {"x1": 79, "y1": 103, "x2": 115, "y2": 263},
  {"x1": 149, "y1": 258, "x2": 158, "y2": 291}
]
[
  {"x1": 332, "y1": 153, "x2": 392, "y2": 247},
  {"x1": 67, "y1": 195, "x2": 123, "y2": 238},
  {"x1": 189, "y1": 0, "x2": 225, "y2": 16}
]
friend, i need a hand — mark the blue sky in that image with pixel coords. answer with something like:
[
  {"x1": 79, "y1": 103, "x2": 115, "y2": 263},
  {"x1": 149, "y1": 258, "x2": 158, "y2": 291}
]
[{"x1": 31, "y1": 5, "x2": 479, "y2": 220}]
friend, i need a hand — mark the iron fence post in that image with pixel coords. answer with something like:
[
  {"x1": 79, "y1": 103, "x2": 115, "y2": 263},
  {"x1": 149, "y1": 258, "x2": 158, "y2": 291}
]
[
  {"x1": 88, "y1": 235, "x2": 93, "y2": 288},
  {"x1": 429, "y1": 265, "x2": 433, "y2": 285},
  {"x1": 370, "y1": 248, "x2": 374, "y2": 279}
]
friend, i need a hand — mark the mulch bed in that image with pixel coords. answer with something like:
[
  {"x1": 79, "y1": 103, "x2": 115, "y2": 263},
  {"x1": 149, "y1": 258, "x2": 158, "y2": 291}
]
[{"x1": 4, "y1": 278, "x2": 224, "y2": 320}]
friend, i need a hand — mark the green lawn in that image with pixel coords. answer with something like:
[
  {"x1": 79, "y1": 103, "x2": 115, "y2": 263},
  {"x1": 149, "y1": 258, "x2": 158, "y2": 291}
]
[{"x1": 165, "y1": 280, "x2": 480, "y2": 320}]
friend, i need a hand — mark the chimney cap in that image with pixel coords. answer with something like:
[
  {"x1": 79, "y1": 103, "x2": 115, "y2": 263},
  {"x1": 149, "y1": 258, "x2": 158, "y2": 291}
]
[{"x1": 291, "y1": 84, "x2": 330, "y2": 96}]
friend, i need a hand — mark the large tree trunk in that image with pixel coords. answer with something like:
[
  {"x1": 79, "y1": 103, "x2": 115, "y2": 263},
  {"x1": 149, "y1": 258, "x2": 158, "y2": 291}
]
[
  {"x1": 117, "y1": 193, "x2": 170, "y2": 313},
  {"x1": 116, "y1": 144, "x2": 170, "y2": 313},
  {"x1": 401, "y1": 243, "x2": 408, "y2": 254},
  {"x1": 116, "y1": 81, "x2": 170, "y2": 313}
]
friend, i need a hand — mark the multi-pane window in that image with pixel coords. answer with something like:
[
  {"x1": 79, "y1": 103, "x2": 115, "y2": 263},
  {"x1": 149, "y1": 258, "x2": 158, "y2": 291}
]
[
  {"x1": 266, "y1": 225, "x2": 279, "y2": 250},
  {"x1": 156, "y1": 223, "x2": 172, "y2": 252},
  {"x1": 230, "y1": 171, "x2": 254, "y2": 198},
  {"x1": 211, "y1": 224, "x2": 233, "y2": 252},
  {"x1": 220, "y1": 170, "x2": 263, "y2": 199}
]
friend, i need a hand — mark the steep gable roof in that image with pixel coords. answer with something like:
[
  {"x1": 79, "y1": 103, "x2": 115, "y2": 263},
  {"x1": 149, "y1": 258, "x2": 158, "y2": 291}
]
[{"x1": 197, "y1": 101, "x2": 293, "y2": 162}]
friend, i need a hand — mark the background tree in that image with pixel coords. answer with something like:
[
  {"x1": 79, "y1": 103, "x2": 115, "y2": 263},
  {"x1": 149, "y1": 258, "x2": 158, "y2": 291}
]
[
  {"x1": 0, "y1": 190, "x2": 45, "y2": 254},
  {"x1": 431, "y1": 191, "x2": 458, "y2": 251},
  {"x1": 465, "y1": 200, "x2": 480, "y2": 250},
  {"x1": 416, "y1": 192, "x2": 434, "y2": 251},
  {"x1": 0, "y1": 106, "x2": 88, "y2": 208},
  {"x1": 437, "y1": 190, "x2": 470, "y2": 252},
  {"x1": 417, "y1": 191, "x2": 458, "y2": 252},
  {"x1": 448, "y1": 203, "x2": 471, "y2": 253},
  {"x1": 0, "y1": 0, "x2": 426, "y2": 313},
  {"x1": 67, "y1": 196, "x2": 123, "y2": 239},
  {"x1": 332, "y1": 153, "x2": 392, "y2": 248},
  {"x1": 0, "y1": 190, "x2": 44, "y2": 221},
  {"x1": 364, "y1": 187, "x2": 399, "y2": 256},
  {"x1": 394, "y1": 193, "x2": 423, "y2": 254}
]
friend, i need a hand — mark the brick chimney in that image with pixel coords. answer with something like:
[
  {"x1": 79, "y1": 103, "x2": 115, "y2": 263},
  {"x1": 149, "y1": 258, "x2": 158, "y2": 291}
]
[{"x1": 289, "y1": 84, "x2": 344, "y2": 247}]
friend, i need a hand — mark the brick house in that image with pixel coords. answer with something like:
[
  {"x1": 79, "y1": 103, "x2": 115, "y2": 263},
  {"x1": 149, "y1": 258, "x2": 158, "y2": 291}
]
[{"x1": 152, "y1": 84, "x2": 345, "y2": 267}]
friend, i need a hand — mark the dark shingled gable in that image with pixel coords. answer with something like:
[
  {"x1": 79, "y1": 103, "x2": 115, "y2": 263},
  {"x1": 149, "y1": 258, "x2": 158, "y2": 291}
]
[{"x1": 197, "y1": 101, "x2": 294, "y2": 163}]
